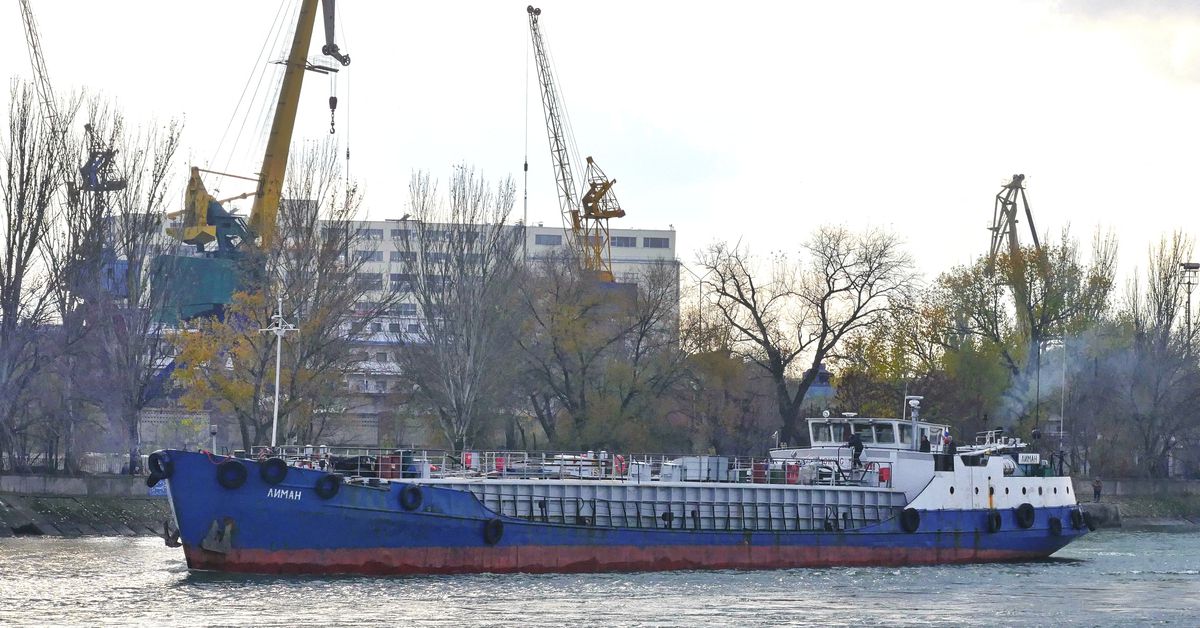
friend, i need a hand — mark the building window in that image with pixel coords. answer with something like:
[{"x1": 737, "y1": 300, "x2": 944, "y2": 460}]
[
  {"x1": 407, "y1": 323, "x2": 421, "y2": 333},
  {"x1": 388, "y1": 322, "x2": 401, "y2": 333},
  {"x1": 426, "y1": 252, "x2": 451, "y2": 264},
  {"x1": 370, "y1": 322, "x2": 383, "y2": 333},
  {"x1": 375, "y1": 352, "x2": 388, "y2": 362},
  {"x1": 611, "y1": 236, "x2": 636, "y2": 248},
  {"x1": 535, "y1": 234, "x2": 563, "y2": 246},
  {"x1": 395, "y1": 303, "x2": 418, "y2": 317},
  {"x1": 355, "y1": 250, "x2": 383, "y2": 262},
  {"x1": 356, "y1": 273, "x2": 383, "y2": 290},
  {"x1": 643, "y1": 237, "x2": 670, "y2": 249},
  {"x1": 390, "y1": 250, "x2": 417, "y2": 263},
  {"x1": 391, "y1": 228, "x2": 410, "y2": 240},
  {"x1": 360, "y1": 228, "x2": 384, "y2": 240},
  {"x1": 390, "y1": 273, "x2": 415, "y2": 290},
  {"x1": 372, "y1": 380, "x2": 387, "y2": 393}
]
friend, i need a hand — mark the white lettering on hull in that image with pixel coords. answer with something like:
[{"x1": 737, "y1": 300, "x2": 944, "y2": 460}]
[{"x1": 267, "y1": 488, "x2": 302, "y2": 501}]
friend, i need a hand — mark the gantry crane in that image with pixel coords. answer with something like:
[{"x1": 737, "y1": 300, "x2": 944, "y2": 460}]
[
  {"x1": 18, "y1": 0, "x2": 126, "y2": 194},
  {"x1": 165, "y1": 0, "x2": 349, "y2": 318},
  {"x1": 527, "y1": 5, "x2": 626, "y2": 282},
  {"x1": 987, "y1": 173, "x2": 1042, "y2": 341}
]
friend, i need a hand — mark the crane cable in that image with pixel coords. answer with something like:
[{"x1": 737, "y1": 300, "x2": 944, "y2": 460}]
[{"x1": 212, "y1": 0, "x2": 291, "y2": 192}]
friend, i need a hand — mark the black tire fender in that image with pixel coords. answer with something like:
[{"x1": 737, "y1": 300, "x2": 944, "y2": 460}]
[
  {"x1": 1070, "y1": 508, "x2": 1085, "y2": 530},
  {"x1": 899, "y1": 508, "x2": 920, "y2": 533},
  {"x1": 1048, "y1": 516, "x2": 1063, "y2": 536},
  {"x1": 399, "y1": 484, "x2": 423, "y2": 511},
  {"x1": 483, "y1": 517, "x2": 504, "y2": 545},
  {"x1": 986, "y1": 510, "x2": 1002, "y2": 533},
  {"x1": 314, "y1": 474, "x2": 341, "y2": 499},
  {"x1": 216, "y1": 459, "x2": 248, "y2": 490},
  {"x1": 1083, "y1": 511, "x2": 1097, "y2": 531},
  {"x1": 259, "y1": 457, "x2": 289, "y2": 485},
  {"x1": 1015, "y1": 502, "x2": 1036, "y2": 529},
  {"x1": 148, "y1": 451, "x2": 174, "y2": 479}
]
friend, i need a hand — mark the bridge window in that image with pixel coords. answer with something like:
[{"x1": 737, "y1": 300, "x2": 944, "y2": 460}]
[
  {"x1": 874, "y1": 423, "x2": 895, "y2": 444},
  {"x1": 852, "y1": 422, "x2": 875, "y2": 443},
  {"x1": 899, "y1": 424, "x2": 912, "y2": 444}
]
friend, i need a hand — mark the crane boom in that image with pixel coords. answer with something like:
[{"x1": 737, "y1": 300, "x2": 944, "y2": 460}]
[
  {"x1": 17, "y1": 0, "x2": 60, "y2": 133},
  {"x1": 175, "y1": 0, "x2": 349, "y2": 253},
  {"x1": 527, "y1": 5, "x2": 625, "y2": 282}
]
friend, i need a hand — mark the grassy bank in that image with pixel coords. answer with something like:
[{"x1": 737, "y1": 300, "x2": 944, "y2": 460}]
[{"x1": 1102, "y1": 494, "x2": 1200, "y2": 522}]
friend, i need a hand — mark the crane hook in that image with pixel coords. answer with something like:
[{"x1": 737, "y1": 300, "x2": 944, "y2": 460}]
[{"x1": 329, "y1": 96, "x2": 338, "y2": 134}]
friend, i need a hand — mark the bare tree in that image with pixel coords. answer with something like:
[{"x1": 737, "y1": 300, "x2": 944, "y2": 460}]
[
  {"x1": 390, "y1": 167, "x2": 525, "y2": 451},
  {"x1": 37, "y1": 101, "x2": 118, "y2": 474},
  {"x1": 1112, "y1": 233, "x2": 1200, "y2": 477},
  {"x1": 697, "y1": 226, "x2": 915, "y2": 445},
  {"x1": 86, "y1": 117, "x2": 183, "y2": 474},
  {"x1": 0, "y1": 83, "x2": 66, "y2": 470}
]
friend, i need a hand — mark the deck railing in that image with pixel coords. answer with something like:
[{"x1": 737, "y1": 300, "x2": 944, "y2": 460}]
[{"x1": 241, "y1": 446, "x2": 894, "y2": 488}]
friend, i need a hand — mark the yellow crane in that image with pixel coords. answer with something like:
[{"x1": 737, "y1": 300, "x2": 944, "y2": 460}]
[
  {"x1": 173, "y1": 0, "x2": 349, "y2": 253},
  {"x1": 527, "y1": 5, "x2": 626, "y2": 282},
  {"x1": 165, "y1": 0, "x2": 349, "y2": 318}
]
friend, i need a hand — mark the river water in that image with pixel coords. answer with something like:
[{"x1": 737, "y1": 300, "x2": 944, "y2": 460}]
[{"x1": 1, "y1": 529, "x2": 1197, "y2": 627}]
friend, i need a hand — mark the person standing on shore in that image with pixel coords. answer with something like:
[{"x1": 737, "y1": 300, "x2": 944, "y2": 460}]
[{"x1": 1092, "y1": 477, "x2": 1103, "y2": 502}]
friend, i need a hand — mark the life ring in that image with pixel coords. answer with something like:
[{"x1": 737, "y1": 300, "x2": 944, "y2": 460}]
[
  {"x1": 986, "y1": 510, "x2": 1002, "y2": 533},
  {"x1": 1015, "y1": 503, "x2": 1035, "y2": 529},
  {"x1": 899, "y1": 508, "x2": 921, "y2": 533},
  {"x1": 216, "y1": 459, "x2": 248, "y2": 490},
  {"x1": 1048, "y1": 516, "x2": 1063, "y2": 536},
  {"x1": 260, "y1": 457, "x2": 289, "y2": 485},
  {"x1": 148, "y1": 452, "x2": 174, "y2": 479},
  {"x1": 314, "y1": 474, "x2": 341, "y2": 499},
  {"x1": 483, "y1": 517, "x2": 504, "y2": 545},
  {"x1": 614, "y1": 455, "x2": 628, "y2": 475},
  {"x1": 399, "y1": 484, "x2": 423, "y2": 511},
  {"x1": 1070, "y1": 509, "x2": 1085, "y2": 530}
]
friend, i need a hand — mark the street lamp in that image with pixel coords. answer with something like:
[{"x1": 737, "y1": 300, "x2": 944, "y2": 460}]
[
  {"x1": 1183, "y1": 262, "x2": 1199, "y2": 354},
  {"x1": 678, "y1": 262, "x2": 715, "y2": 345}
]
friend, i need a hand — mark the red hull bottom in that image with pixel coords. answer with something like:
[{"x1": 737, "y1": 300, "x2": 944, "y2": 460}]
[{"x1": 183, "y1": 544, "x2": 1052, "y2": 575}]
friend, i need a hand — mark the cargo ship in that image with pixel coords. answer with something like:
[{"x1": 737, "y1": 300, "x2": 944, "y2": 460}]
[{"x1": 150, "y1": 411, "x2": 1092, "y2": 575}]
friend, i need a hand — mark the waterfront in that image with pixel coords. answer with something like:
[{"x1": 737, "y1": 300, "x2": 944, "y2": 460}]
[{"x1": 0, "y1": 528, "x2": 1196, "y2": 626}]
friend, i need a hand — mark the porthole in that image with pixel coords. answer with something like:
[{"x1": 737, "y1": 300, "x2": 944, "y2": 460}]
[
  {"x1": 1054, "y1": 487, "x2": 1058, "y2": 494},
  {"x1": 974, "y1": 487, "x2": 979, "y2": 494},
  {"x1": 1038, "y1": 487, "x2": 1043, "y2": 495},
  {"x1": 989, "y1": 487, "x2": 995, "y2": 496},
  {"x1": 1005, "y1": 487, "x2": 1010, "y2": 495},
  {"x1": 950, "y1": 486, "x2": 955, "y2": 494},
  {"x1": 1022, "y1": 487, "x2": 1027, "y2": 495},
  {"x1": 1066, "y1": 486, "x2": 1070, "y2": 493}
]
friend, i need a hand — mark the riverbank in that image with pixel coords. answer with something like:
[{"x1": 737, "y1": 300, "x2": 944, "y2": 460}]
[
  {"x1": 1072, "y1": 477, "x2": 1200, "y2": 528},
  {"x1": 0, "y1": 474, "x2": 168, "y2": 538}
]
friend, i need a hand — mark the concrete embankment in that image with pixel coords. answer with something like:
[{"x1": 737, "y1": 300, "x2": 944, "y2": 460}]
[
  {"x1": 1072, "y1": 478, "x2": 1200, "y2": 529},
  {"x1": 0, "y1": 474, "x2": 169, "y2": 538}
]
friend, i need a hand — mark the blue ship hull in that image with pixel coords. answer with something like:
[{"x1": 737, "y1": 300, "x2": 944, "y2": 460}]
[{"x1": 158, "y1": 450, "x2": 1088, "y2": 575}]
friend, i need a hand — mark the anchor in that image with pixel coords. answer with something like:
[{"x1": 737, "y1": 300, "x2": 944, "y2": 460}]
[{"x1": 161, "y1": 520, "x2": 181, "y2": 548}]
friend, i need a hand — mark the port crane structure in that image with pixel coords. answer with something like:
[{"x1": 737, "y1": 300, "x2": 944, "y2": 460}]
[
  {"x1": 988, "y1": 173, "x2": 1043, "y2": 344},
  {"x1": 527, "y1": 5, "x2": 626, "y2": 282},
  {"x1": 166, "y1": 0, "x2": 349, "y2": 318}
]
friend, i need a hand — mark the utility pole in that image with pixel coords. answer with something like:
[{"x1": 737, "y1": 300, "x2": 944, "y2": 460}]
[{"x1": 260, "y1": 296, "x2": 298, "y2": 449}]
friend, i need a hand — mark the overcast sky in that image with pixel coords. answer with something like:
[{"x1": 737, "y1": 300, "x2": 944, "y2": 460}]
[{"x1": 4, "y1": 0, "x2": 1199, "y2": 280}]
